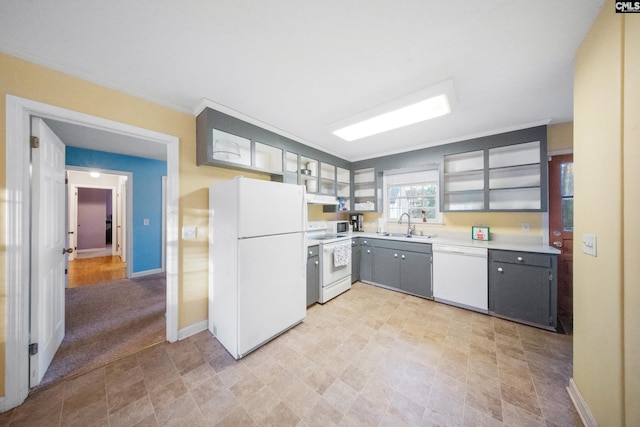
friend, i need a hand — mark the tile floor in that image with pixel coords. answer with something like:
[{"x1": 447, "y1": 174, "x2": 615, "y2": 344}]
[{"x1": 0, "y1": 282, "x2": 581, "y2": 426}]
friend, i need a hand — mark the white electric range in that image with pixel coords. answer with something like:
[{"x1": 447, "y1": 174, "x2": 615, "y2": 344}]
[{"x1": 307, "y1": 222, "x2": 352, "y2": 303}]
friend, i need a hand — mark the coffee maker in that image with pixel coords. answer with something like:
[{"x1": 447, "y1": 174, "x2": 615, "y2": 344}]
[{"x1": 350, "y1": 214, "x2": 364, "y2": 232}]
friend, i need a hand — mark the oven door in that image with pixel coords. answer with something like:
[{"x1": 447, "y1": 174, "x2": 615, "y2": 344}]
[{"x1": 321, "y1": 241, "x2": 351, "y2": 286}]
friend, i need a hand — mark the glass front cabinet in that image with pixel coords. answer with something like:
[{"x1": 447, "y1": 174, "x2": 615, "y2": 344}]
[{"x1": 442, "y1": 140, "x2": 545, "y2": 212}]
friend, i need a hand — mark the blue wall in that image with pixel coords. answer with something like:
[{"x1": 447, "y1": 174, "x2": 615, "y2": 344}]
[{"x1": 66, "y1": 147, "x2": 167, "y2": 274}]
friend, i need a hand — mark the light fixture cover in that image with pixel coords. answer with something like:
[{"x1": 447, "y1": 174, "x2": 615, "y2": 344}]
[{"x1": 331, "y1": 79, "x2": 456, "y2": 142}]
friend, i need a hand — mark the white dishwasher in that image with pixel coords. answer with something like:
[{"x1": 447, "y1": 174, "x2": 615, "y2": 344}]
[{"x1": 432, "y1": 244, "x2": 488, "y2": 313}]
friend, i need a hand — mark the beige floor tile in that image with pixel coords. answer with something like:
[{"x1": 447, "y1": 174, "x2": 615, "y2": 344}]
[
  {"x1": 197, "y1": 389, "x2": 240, "y2": 424},
  {"x1": 387, "y1": 391, "x2": 426, "y2": 425},
  {"x1": 322, "y1": 379, "x2": 359, "y2": 414},
  {"x1": 10, "y1": 282, "x2": 578, "y2": 427},
  {"x1": 108, "y1": 394, "x2": 155, "y2": 427}
]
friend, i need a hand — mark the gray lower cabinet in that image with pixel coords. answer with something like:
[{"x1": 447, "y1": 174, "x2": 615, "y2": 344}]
[
  {"x1": 351, "y1": 238, "x2": 361, "y2": 282},
  {"x1": 359, "y1": 239, "x2": 374, "y2": 282},
  {"x1": 489, "y1": 249, "x2": 557, "y2": 330},
  {"x1": 306, "y1": 245, "x2": 319, "y2": 306},
  {"x1": 400, "y1": 250, "x2": 432, "y2": 297},
  {"x1": 367, "y1": 239, "x2": 433, "y2": 298},
  {"x1": 372, "y1": 246, "x2": 401, "y2": 288}
]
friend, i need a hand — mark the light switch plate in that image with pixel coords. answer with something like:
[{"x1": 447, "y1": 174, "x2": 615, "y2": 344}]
[
  {"x1": 182, "y1": 226, "x2": 197, "y2": 240},
  {"x1": 143, "y1": 218, "x2": 149, "y2": 226},
  {"x1": 582, "y1": 233, "x2": 597, "y2": 256}
]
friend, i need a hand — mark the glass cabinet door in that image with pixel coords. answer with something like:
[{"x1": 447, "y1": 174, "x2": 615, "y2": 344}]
[
  {"x1": 284, "y1": 152, "x2": 298, "y2": 184},
  {"x1": 299, "y1": 156, "x2": 318, "y2": 193},
  {"x1": 337, "y1": 167, "x2": 351, "y2": 211},
  {"x1": 211, "y1": 129, "x2": 251, "y2": 166},
  {"x1": 319, "y1": 162, "x2": 336, "y2": 195},
  {"x1": 254, "y1": 142, "x2": 283, "y2": 173}
]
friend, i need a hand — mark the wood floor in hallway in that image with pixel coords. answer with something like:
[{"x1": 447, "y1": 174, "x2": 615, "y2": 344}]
[{"x1": 67, "y1": 255, "x2": 126, "y2": 288}]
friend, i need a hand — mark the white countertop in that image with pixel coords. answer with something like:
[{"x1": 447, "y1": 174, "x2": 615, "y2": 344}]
[{"x1": 349, "y1": 232, "x2": 560, "y2": 255}]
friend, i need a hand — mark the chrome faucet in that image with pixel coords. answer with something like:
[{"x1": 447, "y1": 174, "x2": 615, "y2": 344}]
[{"x1": 398, "y1": 213, "x2": 415, "y2": 235}]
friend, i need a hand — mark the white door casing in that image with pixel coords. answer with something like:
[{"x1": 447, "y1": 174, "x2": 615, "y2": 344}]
[
  {"x1": 29, "y1": 117, "x2": 66, "y2": 387},
  {"x1": 3, "y1": 95, "x2": 180, "y2": 412}
]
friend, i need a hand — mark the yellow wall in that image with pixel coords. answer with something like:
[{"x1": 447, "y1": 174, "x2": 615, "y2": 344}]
[
  {"x1": 547, "y1": 122, "x2": 573, "y2": 152},
  {"x1": 623, "y1": 13, "x2": 640, "y2": 425},
  {"x1": 0, "y1": 52, "x2": 272, "y2": 396},
  {"x1": 573, "y1": 2, "x2": 639, "y2": 425}
]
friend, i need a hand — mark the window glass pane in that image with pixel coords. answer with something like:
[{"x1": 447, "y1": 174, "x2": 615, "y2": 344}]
[
  {"x1": 560, "y1": 161, "x2": 574, "y2": 232},
  {"x1": 561, "y1": 162, "x2": 574, "y2": 197},
  {"x1": 562, "y1": 198, "x2": 574, "y2": 232},
  {"x1": 385, "y1": 168, "x2": 441, "y2": 223}
]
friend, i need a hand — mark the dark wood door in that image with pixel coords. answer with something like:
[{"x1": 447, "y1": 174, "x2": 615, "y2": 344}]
[{"x1": 548, "y1": 154, "x2": 574, "y2": 320}]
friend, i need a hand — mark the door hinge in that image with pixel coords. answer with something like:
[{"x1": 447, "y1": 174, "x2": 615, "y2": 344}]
[
  {"x1": 548, "y1": 272, "x2": 553, "y2": 281},
  {"x1": 29, "y1": 343, "x2": 38, "y2": 356},
  {"x1": 30, "y1": 136, "x2": 40, "y2": 148},
  {"x1": 65, "y1": 178, "x2": 68, "y2": 184},
  {"x1": 65, "y1": 268, "x2": 68, "y2": 275}
]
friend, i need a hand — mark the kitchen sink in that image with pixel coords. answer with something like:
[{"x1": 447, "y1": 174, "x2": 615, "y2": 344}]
[
  {"x1": 379, "y1": 232, "x2": 435, "y2": 240},
  {"x1": 387, "y1": 232, "x2": 413, "y2": 238}
]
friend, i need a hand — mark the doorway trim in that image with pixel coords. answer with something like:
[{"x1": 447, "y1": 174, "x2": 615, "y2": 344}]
[
  {"x1": 67, "y1": 167, "x2": 134, "y2": 278},
  {"x1": 4, "y1": 94, "x2": 180, "y2": 411}
]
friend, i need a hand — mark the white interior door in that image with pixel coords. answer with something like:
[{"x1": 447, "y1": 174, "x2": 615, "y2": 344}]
[{"x1": 30, "y1": 117, "x2": 66, "y2": 387}]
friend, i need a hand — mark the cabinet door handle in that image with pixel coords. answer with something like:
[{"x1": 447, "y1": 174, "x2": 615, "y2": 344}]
[
  {"x1": 497, "y1": 267, "x2": 503, "y2": 272},
  {"x1": 309, "y1": 250, "x2": 313, "y2": 255},
  {"x1": 517, "y1": 256, "x2": 523, "y2": 262},
  {"x1": 367, "y1": 249, "x2": 371, "y2": 254},
  {"x1": 553, "y1": 241, "x2": 562, "y2": 248},
  {"x1": 394, "y1": 253, "x2": 398, "y2": 258},
  {"x1": 363, "y1": 240, "x2": 367, "y2": 244},
  {"x1": 401, "y1": 255, "x2": 405, "y2": 259},
  {"x1": 315, "y1": 261, "x2": 319, "y2": 266}
]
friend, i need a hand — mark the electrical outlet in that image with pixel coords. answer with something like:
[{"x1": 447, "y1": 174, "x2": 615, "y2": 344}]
[
  {"x1": 521, "y1": 222, "x2": 531, "y2": 232},
  {"x1": 582, "y1": 233, "x2": 597, "y2": 256}
]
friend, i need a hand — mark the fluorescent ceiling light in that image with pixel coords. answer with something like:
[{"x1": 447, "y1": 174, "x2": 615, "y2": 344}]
[
  {"x1": 331, "y1": 79, "x2": 456, "y2": 142},
  {"x1": 333, "y1": 94, "x2": 450, "y2": 141}
]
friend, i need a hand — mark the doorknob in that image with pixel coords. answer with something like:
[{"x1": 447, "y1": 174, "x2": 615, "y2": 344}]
[
  {"x1": 62, "y1": 248, "x2": 74, "y2": 254},
  {"x1": 553, "y1": 241, "x2": 563, "y2": 248}
]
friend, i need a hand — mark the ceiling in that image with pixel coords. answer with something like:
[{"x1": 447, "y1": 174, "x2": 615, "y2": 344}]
[{"x1": 0, "y1": 0, "x2": 605, "y2": 162}]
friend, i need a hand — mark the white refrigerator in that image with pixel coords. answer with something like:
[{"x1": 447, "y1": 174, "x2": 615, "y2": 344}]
[{"x1": 208, "y1": 177, "x2": 307, "y2": 359}]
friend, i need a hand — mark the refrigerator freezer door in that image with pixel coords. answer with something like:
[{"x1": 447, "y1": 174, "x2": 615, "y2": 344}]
[
  {"x1": 237, "y1": 178, "x2": 305, "y2": 238},
  {"x1": 237, "y1": 232, "x2": 306, "y2": 357}
]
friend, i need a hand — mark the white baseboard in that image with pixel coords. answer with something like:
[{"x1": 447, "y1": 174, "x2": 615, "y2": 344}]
[
  {"x1": 131, "y1": 268, "x2": 163, "y2": 278},
  {"x1": 178, "y1": 320, "x2": 209, "y2": 341},
  {"x1": 567, "y1": 378, "x2": 599, "y2": 427}
]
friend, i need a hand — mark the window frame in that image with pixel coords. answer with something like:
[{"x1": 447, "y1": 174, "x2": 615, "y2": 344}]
[{"x1": 383, "y1": 167, "x2": 443, "y2": 224}]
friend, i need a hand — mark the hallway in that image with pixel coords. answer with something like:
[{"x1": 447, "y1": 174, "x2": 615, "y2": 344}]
[{"x1": 67, "y1": 254, "x2": 126, "y2": 288}]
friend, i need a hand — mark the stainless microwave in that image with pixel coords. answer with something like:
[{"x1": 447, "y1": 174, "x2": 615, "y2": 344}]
[{"x1": 327, "y1": 221, "x2": 350, "y2": 234}]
